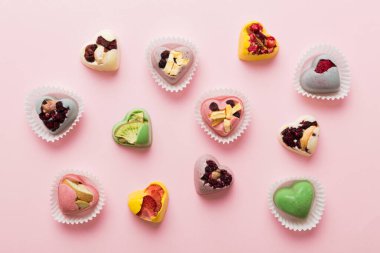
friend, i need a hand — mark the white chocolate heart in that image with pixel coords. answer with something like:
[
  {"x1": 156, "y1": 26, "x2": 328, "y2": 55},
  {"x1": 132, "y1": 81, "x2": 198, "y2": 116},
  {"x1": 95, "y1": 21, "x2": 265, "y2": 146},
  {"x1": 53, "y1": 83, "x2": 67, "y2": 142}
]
[
  {"x1": 80, "y1": 30, "x2": 119, "y2": 72},
  {"x1": 278, "y1": 115, "x2": 320, "y2": 157}
]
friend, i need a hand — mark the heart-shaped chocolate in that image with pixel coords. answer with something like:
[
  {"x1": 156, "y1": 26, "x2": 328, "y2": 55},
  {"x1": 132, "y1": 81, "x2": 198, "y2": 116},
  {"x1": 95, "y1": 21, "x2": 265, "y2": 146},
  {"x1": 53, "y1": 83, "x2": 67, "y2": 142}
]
[
  {"x1": 128, "y1": 182, "x2": 169, "y2": 223},
  {"x1": 238, "y1": 21, "x2": 279, "y2": 61},
  {"x1": 35, "y1": 96, "x2": 79, "y2": 135},
  {"x1": 278, "y1": 115, "x2": 320, "y2": 157},
  {"x1": 151, "y1": 44, "x2": 194, "y2": 85},
  {"x1": 194, "y1": 154, "x2": 233, "y2": 195},
  {"x1": 112, "y1": 109, "x2": 152, "y2": 148},
  {"x1": 273, "y1": 180, "x2": 315, "y2": 219},
  {"x1": 58, "y1": 174, "x2": 99, "y2": 215},
  {"x1": 300, "y1": 54, "x2": 340, "y2": 94},
  {"x1": 81, "y1": 30, "x2": 119, "y2": 72},
  {"x1": 201, "y1": 96, "x2": 244, "y2": 137}
]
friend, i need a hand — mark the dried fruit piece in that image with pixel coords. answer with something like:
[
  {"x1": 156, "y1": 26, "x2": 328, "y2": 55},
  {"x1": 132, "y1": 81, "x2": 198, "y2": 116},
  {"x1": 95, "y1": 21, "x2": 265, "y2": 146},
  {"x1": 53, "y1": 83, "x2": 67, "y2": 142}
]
[
  {"x1": 112, "y1": 109, "x2": 152, "y2": 148},
  {"x1": 128, "y1": 182, "x2": 169, "y2": 223},
  {"x1": 194, "y1": 155, "x2": 233, "y2": 195}
]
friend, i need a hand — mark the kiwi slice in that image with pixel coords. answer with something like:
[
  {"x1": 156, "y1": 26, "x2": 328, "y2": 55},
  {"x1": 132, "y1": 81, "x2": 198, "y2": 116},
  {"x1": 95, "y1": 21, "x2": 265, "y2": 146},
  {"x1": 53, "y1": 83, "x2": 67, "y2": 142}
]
[
  {"x1": 128, "y1": 112, "x2": 144, "y2": 123},
  {"x1": 115, "y1": 122, "x2": 143, "y2": 144}
]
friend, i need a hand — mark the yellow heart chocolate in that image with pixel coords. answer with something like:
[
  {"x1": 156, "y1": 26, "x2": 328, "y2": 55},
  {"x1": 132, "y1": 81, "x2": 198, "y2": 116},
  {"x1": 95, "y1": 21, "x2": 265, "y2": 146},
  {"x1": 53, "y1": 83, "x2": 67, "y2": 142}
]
[
  {"x1": 128, "y1": 181, "x2": 169, "y2": 223},
  {"x1": 238, "y1": 21, "x2": 279, "y2": 61}
]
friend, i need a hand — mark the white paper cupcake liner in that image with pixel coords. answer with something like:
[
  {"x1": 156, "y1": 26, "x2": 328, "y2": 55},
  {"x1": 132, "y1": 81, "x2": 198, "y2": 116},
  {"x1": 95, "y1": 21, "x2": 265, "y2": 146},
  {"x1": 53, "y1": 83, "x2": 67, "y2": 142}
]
[
  {"x1": 268, "y1": 177, "x2": 325, "y2": 231},
  {"x1": 25, "y1": 86, "x2": 84, "y2": 142},
  {"x1": 294, "y1": 44, "x2": 351, "y2": 100},
  {"x1": 50, "y1": 170, "x2": 105, "y2": 225},
  {"x1": 195, "y1": 88, "x2": 251, "y2": 144},
  {"x1": 146, "y1": 36, "x2": 198, "y2": 93}
]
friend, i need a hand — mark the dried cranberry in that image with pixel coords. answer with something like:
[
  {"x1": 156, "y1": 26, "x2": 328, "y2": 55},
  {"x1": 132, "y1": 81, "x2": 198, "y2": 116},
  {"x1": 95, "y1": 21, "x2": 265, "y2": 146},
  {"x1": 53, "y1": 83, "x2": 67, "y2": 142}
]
[
  {"x1": 206, "y1": 160, "x2": 218, "y2": 170},
  {"x1": 205, "y1": 166, "x2": 215, "y2": 173},
  {"x1": 209, "y1": 102, "x2": 219, "y2": 111}
]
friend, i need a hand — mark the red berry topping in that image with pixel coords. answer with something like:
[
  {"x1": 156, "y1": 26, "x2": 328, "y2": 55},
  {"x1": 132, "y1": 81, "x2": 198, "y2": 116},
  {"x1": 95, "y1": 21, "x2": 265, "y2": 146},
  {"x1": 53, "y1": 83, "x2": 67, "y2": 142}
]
[
  {"x1": 246, "y1": 23, "x2": 276, "y2": 56},
  {"x1": 265, "y1": 36, "x2": 276, "y2": 48},
  {"x1": 250, "y1": 23, "x2": 262, "y2": 33},
  {"x1": 248, "y1": 44, "x2": 258, "y2": 53},
  {"x1": 315, "y1": 59, "x2": 336, "y2": 74}
]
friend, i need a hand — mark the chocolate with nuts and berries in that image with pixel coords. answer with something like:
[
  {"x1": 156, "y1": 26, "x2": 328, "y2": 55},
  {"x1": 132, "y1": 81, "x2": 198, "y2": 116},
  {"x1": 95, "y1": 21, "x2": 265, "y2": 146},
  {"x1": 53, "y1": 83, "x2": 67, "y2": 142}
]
[
  {"x1": 151, "y1": 43, "x2": 194, "y2": 85},
  {"x1": 35, "y1": 95, "x2": 79, "y2": 135},
  {"x1": 278, "y1": 115, "x2": 320, "y2": 157},
  {"x1": 200, "y1": 96, "x2": 244, "y2": 137},
  {"x1": 194, "y1": 154, "x2": 233, "y2": 195},
  {"x1": 238, "y1": 21, "x2": 279, "y2": 61}
]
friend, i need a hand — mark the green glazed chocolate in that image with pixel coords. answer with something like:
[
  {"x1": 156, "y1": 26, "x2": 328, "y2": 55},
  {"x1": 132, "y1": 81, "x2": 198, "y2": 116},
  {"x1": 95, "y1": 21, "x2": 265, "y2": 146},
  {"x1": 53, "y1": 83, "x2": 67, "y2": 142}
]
[
  {"x1": 112, "y1": 109, "x2": 152, "y2": 148},
  {"x1": 273, "y1": 180, "x2": 314, "y2": 219}
]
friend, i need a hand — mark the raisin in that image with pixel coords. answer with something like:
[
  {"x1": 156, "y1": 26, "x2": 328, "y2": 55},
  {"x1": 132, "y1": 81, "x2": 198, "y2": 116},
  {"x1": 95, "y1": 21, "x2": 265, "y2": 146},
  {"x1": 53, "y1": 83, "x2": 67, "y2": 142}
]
[
  {"x1": 158, "y1": 59, "x2": 167, "y2": 68},
  {"x1": 226, "y1": 100, "x2": 235, "y2": 107},
  {"x1": 209, "y1": 102, "x2": 219, "y2": 111},
  {"x1": 160, "y1": 50, "x2": 170, "y2": 59},
  {"x1": 233, "y1": 111, "x2": 241, "y2": 118}
]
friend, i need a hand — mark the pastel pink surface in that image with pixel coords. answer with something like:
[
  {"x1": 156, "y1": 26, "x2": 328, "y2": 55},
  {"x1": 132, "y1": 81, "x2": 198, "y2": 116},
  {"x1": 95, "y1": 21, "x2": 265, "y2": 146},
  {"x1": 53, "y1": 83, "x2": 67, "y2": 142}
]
[{"x1": 0, "y1": 0, "x2": 379, "y2": 253}]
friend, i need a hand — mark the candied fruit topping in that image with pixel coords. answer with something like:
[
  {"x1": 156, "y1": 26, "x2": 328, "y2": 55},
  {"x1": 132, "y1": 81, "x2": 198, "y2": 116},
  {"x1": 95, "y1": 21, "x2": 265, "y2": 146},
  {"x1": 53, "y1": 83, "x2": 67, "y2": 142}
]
[
  {"x1": 247, "y1": 22, "x2": 277, "y2": 55},
  {"x1": 136, "y1": 184, "x2": 165, "y2": 219},
  {"x1": 315, "y1": 59, "x2": 336, "y2": 74}
]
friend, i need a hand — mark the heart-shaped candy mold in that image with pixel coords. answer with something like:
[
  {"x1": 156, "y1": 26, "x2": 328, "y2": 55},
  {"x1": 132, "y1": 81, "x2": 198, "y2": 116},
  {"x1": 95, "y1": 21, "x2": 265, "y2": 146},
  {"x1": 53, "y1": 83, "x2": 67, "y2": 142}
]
[
  {"x1": 81, "y1": 30, "x2": 120, "y2": 72},
  {"x1": 112, "y1": 109, "x2": 152, "y2": 148},
  {"x1": 273, "y1": 180, "x2": 315, "y2": 219},
  {"x1": 35, "y1": 96, "x2": 79, "y2": 135},
  {"x1": 300, "y1": 54, "x2": 340, "y2": 94},
  {"x1": 194, "y1": 154, "x2": 233, "y2": 195},
  {"x1": 238, "y1": 21, "x2": 279, "y2": 61},
  {"x1": 278, "y1": 115, "x2": 320, "y2": 157},
  {"x1": 151, "y1": 44, "x2": 194, "y2": 85},
  {"x1": 58, "y1": 174, "x2": 99, "y2": 215},
  {"x1": 201, "y1": 96, "x2": 244, "y2": 137},
  {"x1": 128, "y1": 182, "x2": 169, "y2": 223}
]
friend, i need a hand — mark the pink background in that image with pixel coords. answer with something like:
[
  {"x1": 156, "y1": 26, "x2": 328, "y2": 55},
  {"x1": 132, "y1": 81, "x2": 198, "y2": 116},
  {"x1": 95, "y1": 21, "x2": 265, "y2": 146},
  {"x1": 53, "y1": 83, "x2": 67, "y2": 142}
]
[{"x1": 1, "y1": 0, "x2": 379, "y2": 252}]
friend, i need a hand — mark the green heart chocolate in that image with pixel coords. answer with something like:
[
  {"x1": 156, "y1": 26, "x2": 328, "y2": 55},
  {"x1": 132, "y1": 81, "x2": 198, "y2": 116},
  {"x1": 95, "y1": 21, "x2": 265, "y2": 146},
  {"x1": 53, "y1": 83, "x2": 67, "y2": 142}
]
[
  {"x1": 273, "y1": 180, "x2": 314, "y2": 219},
  {"x1": 112, "y1": 109, "x2": 152, "y2": 148}
]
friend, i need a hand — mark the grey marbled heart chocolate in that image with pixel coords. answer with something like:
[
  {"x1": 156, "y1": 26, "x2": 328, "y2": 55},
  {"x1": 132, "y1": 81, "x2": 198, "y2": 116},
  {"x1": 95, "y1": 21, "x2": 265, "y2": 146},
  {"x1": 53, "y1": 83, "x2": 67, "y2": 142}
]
[
  {"x1": 35, "y1": 96, "x2": 79, "y2": 135},
  {"x1": 300, "y1": 54, "x2": 340, "y2": 94},
  {"x1": 194, "y1": 154, "x2": 233, "y2": 195}
]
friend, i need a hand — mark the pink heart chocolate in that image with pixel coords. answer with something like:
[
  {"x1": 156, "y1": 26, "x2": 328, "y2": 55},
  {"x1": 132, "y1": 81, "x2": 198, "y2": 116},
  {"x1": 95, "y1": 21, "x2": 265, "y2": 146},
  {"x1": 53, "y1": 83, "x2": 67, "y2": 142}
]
[
  {"x1": 200, "y1": 96, "x2": 244, "y2": 137},
  {"x1": 58, "y1": 174, "x2": 99, "y2": 215},
  {"x1": 151, "y1": 43, "x2": 194, "y2": 85},
  {"x1": 194, "y1": 154, "x2": 233, "y2": 195}
]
